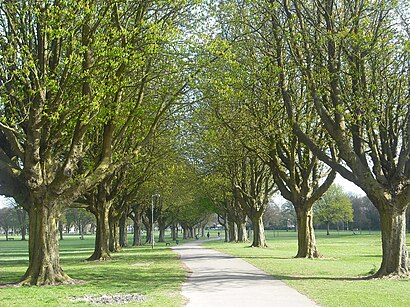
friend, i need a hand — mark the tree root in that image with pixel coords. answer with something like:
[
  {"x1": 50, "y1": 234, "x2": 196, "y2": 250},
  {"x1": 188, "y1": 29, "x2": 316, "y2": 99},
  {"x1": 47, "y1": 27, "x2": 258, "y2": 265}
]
[
  {"x1": 86, "y1": 255, "x2": 112, "y2": 261},
  {"x1": 14, "y1": 274, "x2": 81, "y2": 287},
  {"x1": 367, "y1": 272, "x2": 410, "y2": 280}
]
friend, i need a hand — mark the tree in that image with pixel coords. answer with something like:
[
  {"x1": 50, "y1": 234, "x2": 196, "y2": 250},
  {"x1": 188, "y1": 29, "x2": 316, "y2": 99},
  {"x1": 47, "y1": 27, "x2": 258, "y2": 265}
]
[
  {"x1": 252, "y1": 0, "x2": 410, "y2": 278},
  {"x1": 280, "y1": 201, "x2": 297, "y2": 231},
  {"x1": 0, "y1": 0, "x2": 200, "y2": 285},
  {"x1": 234, "y1": 154, "x2": 274, "y2": 247},
  {"x1": 263, "y1": 202, "x2": 281, "y2": 230},
  {"x1": 198, "y1": 0, "x2": 337, "y2": 257},
  {"x1": 15, "y1": 206, "x2": 28, "y2": 241},
  {"x1": 65, "y1": 208, "x2": 94, "y2": 240},
  {"x1": 0, "y1": 207, "x2": 17, "y2": 240},
  {"x1": 350, "y1": 195, "x2": 380, "y2": 233},
  {"x1": 314, "y1": 185, "x2": 354, "y2": 235}
]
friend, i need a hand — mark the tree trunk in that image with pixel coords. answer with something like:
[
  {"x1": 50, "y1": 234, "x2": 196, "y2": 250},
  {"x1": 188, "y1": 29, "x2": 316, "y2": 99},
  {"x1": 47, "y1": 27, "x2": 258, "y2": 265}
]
[
  {"x1": 171, "y1": 224, "x2": 177, "y2": 240},
  {"x1": 295, "y1": 207, "x2": 319, "y2": 258},
  {"x1": 109, "y1": 220, "x2": 121, "y2": 253},
  {"x1": 58, "y1": 223, "x2": 63, "y2": 241},
  {"x1": 230, "y1": 222, "x2": 238, "y2": 242},
  {"x1": 158, "y1": 223, "x2": 166, "y2": 242},
  {"x1": 21, "y1": 225, "x2": 27, "y2": 241},
  {"x1": 251, "y1": 216, "x2": 267, "y2": 247},
  {"x1": 88, "y1": 205, "x2": 111, "y2": 261},
  {"x1": 224, "y1": 225, "x2": 230, "y2": 242},
  {"x1": 79, "y1": 222, "x2": 85, "y2": 240},
  {"x1": 119, "y1": 213, "x2": 127, "y2": 248},
  {"x1": 142, "y1": 218, "x2": 151, "y2": 244},
  {"x1": 327, "y1": 222, "x2": 330, "y2": 235},
  {"x1": 132, "y1": 211, "x2": 142, "y2": 246},
  {"x1": 145, "y1": 226, "x2": 152, "y2": 244},
  {"x1": 238, "y1": 222, "x2": 248, "y2": 242},
  {"x1": 375, "y1": 205, "x2": 409, "y2": 277},
  {"x1": 20, "y1": 204, "x2": 73, "y2": 285},
  {"x1": 183, "y1": 226, "x2": 188, "y2": 239},
  {"x1": 133, "y1": 221, "x2": 142, "y2": 246}
]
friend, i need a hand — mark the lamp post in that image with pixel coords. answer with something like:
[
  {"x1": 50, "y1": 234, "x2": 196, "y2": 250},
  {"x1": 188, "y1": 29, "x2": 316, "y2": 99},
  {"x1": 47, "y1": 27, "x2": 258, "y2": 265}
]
[{"x1": 151, "y1": 194, "x2": 160, "y2": 249}]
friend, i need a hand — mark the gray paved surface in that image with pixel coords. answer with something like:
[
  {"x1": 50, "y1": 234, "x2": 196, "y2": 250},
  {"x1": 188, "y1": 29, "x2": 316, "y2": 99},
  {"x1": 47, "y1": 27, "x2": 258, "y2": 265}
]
[{"x1": 172, "y1": 240, "x2": 318, "y2": 307}]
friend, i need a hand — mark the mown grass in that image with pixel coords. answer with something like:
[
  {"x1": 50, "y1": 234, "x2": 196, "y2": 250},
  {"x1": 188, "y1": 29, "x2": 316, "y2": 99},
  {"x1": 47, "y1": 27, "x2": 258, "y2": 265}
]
[
  {"x1": 204, "y1": 230, "x2": 410, "y2": 307},
  {"x1": 0, "y1": 234, "x2": 187, "y2": 306}
]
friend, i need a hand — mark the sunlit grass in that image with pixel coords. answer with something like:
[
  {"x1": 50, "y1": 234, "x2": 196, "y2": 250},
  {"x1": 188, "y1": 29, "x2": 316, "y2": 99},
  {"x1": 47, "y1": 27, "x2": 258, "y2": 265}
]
[
  {"x1": 0, "y1": 234, "x2": 187, "y2": 306},
  {"x1": 203, "y1": 230, "x2": 410, "y2": 307}
]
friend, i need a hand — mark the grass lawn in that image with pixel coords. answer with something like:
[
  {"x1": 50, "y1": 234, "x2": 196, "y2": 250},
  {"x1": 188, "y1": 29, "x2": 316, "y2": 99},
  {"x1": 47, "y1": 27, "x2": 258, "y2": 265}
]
[
  {"x1": 0, "y1": 234, "x2": 187, "y2": 306},
  {"x1": 204, "y1": 230, "x2": 410, "y2": 307}
]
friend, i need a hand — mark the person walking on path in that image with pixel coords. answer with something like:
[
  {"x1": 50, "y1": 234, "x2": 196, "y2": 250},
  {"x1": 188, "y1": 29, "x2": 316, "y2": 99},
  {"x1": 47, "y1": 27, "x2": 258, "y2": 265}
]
[
  {"x1": 206, "y1": 232, "x2": 210, "y2": 239},
  {"x1": 172, "y1": 240, "x2": 318, "y2": 307}
]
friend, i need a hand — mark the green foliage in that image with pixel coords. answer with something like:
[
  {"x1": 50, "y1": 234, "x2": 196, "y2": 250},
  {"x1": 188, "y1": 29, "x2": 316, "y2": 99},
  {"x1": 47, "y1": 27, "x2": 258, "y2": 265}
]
[
  {"x1": 314, "y1": 185, "x2": 354, "y2": 226},
  {"x1": 0, "y1": 207, "x2": 18, "y2": 235},
  {"x1": 65, "y1": 208, "x2": 95, "y2": 234}
]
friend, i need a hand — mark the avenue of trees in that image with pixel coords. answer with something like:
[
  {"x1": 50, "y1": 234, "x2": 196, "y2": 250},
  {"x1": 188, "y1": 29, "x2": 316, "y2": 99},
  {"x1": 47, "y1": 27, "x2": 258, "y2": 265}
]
[
  {"x1": 193, "y1": 0, "x2": 409, "y2": 278},
  {"x1": 0, "y1": 0, "x2": 408, "y2": 285}
]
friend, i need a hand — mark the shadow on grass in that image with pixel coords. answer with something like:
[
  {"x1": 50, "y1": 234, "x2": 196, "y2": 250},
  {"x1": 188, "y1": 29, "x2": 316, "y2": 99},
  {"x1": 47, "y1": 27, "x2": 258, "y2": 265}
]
[
  {"x1": 273, "y1": 274, "x2": 368, "y2": 282},
  {"x1": 180, "y1": 254, "x2": 236, "y2": 261},
  {"x1": 66, "y1": 264, "x2": 186, "y2": 293},
  {"x1": 241, "y1": 255, "x2": 295, "y2": 260},
  {"x1": 0, "y1": 259, "x2": 28, "y2": 267}
]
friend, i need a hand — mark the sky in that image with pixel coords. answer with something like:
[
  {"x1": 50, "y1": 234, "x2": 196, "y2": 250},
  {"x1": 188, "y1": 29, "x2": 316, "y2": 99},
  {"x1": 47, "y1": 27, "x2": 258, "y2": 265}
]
[
  {"x1": 334, "y1": 173, "x2": 365, "y2": 196},
  {"x1": 0, "y1": 195, "x2": 13, "y2": 209}
]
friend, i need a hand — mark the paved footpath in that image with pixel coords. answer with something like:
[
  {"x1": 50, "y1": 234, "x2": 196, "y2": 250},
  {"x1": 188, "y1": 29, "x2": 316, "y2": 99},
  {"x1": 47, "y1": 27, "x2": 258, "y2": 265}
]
[{"x1": 172, "y1": 240, "x2": 318, "y2": 307}]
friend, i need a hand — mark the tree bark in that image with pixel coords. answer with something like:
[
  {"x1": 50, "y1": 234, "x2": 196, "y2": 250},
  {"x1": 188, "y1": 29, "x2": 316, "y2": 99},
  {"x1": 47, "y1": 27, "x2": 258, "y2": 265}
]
[
  {"x1": 20, "y1": 204, "x2": 73, "y2": 285},
  {"x1": 79, "y1": 221, "x2": 85, "y2": 240},
  {"x1": 229, "y1": 222, "x2": 238, "y2": 242},
  {"x1": 327, "y1": 222, "x2": 330, "y2": 236},
  {"x1": 142, "y1": 217, "x2": 151, "y2": 243},
  {"x1": 182, "y1": 226, "x2": 188, "y2": 239},
  {"x1": 171, "y1": 224, "x2": 178, "y2": 240},
  {"x1": 119, "y1": 213, "x2": 128, "y2": 247},
  {"x1": 238, "y1": 222, "x2": 248, "y2": 242},
  {"x1": 109, "y1": 220, "x2": 121, "y2": 253},
  {"x1": 58, "y1": 223, "x2": 64, "y2": 240},
  {"x1": 21, "y1": 225, "x2": 27, "y2": 241},
  {"x1": 375, "y1": 205, "x2": 409, "y2": 277},
  {"x1": 88, "y1": 205, "x2": 111, "y2": 260},
  {"x1": 158, "y1": 223, "x2": 166, "y2": 242},
  {"x1": 224, "y1": 225, "x2": 230, "y2": 242},
  {"x1": 295, "y1": 207, "x2": 319, "y2": 258},
  {"x1": 133, "y1": 214, "x2": 142, "y2": 246},
  {"x1": 251, "y1": 216, "x2": 267, "y2": 247}
]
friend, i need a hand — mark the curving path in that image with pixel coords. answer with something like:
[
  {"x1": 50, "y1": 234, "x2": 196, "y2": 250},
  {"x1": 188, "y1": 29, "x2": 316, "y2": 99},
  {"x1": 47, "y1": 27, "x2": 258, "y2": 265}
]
[{"x1": 172, "y1": 240, "x2": 318, "y2": 307}]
